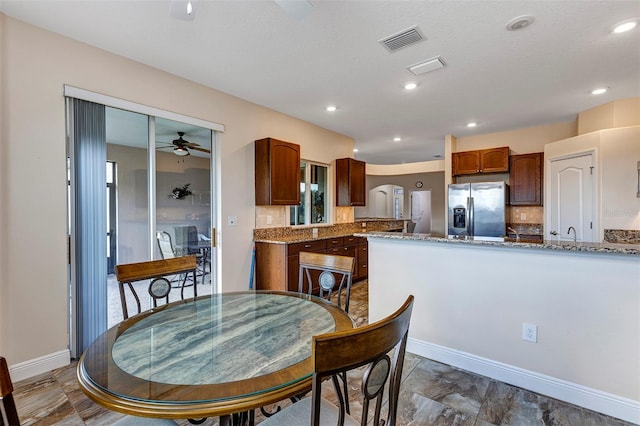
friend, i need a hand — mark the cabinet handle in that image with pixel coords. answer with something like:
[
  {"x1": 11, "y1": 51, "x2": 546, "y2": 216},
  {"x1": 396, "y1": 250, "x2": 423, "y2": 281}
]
[{"x1": 304, "y1": 244, "x2": 312, "y2": 248}]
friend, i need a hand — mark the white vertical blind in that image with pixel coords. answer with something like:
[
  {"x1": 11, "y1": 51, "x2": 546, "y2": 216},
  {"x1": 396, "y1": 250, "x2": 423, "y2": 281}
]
[{"x1": 72, "y1": 98, "x2": 107, "y2": 353}]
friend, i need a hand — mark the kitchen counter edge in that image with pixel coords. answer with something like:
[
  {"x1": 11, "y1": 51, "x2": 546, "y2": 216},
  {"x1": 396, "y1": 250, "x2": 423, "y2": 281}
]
[
  {"x1": 354, "y1": 232, "x2": 640, "y2": 256},
  {"x1": 253, "y1": 230, "x2": 381, "y2": 245}
]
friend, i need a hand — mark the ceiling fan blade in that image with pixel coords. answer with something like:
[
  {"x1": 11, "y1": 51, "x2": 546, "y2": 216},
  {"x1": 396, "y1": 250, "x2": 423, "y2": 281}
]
[
  {"x1": 182, "y1": 142, "x2": 202, "y2": 148},
  {"x1": 190, "y1": 146, "x2": 211, "y2": 154}
]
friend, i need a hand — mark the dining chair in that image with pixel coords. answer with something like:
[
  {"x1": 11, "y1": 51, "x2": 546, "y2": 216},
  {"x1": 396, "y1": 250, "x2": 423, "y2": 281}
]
[
  {"x1": 173, "y1": 226, "x2": 209, "y2": 281},
  {"x1": 1, "y1": 356, "x2": 178, "y2": 426},
  {"x1": 259, "y1": 295, "x2": 414, "y2": 426},
  {"x1": 298, "y1": 251, "x2": 355, "y2": 312},
  {"x1": 156, "y1": 231, "x2": 177, "y2": 259},
  {"x1": 115, "y1": 256, "x2": 198, "y2": 320},
  {"x1": 1, "y1": 356, "x2": 20, "y2": 426}
]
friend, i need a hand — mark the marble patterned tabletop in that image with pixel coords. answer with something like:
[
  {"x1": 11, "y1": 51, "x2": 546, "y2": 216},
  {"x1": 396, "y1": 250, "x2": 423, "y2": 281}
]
[
  {"x1": 78, "y1": 291, "x2": 354, "y2": 417},
  {"x1": 112, "y1": 293, "x2": 335, "y2": 386}
]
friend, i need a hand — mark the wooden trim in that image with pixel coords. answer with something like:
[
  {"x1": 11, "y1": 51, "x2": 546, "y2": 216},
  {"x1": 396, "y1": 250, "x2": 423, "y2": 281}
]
[{"x1": 115, "y1": 256, "x2": 197, "y2": 282}]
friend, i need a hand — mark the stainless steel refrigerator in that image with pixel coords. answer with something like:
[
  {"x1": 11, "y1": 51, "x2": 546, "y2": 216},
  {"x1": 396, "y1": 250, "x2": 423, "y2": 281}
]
[{"x1": 448, "y1": 182, "x2": 508, "y2": 240}]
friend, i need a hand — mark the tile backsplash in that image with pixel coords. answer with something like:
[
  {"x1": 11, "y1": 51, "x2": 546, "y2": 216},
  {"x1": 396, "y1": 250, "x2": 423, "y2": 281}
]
[
  {"x1": 510, "y1": 206, "x2": 543, "y2": 224},
  {"x1": 604, "y1": 229, "x2": 640, "y2": 244}
]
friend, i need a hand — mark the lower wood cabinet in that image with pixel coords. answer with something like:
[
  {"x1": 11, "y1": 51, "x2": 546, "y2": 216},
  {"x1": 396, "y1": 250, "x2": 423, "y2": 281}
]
[{"x1": 255, "y1": 235, "x2": 368, "y2": 293}]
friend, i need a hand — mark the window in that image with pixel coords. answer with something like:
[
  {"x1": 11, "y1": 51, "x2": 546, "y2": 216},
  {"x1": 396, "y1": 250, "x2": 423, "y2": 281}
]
[{"x1": 290, "y1": 161, "x2": 328, "y2": 226}]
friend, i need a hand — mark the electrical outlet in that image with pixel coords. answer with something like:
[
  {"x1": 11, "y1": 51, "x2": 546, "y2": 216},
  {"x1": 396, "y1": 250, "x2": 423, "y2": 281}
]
[
  {"x1": 312, "y1": 228, "x2": 318, "y2": 238},
  {"x1": 266, "y1": 215, "x2": 272, "y2": 225},
  {"x1": 522, "y1": 323, "x2": 537, "y2": 343},
  {"x1": 227, "y1": 216, "x2": 238, "y2": 226},
  {"x1": 520, "y1": 213, "x2": 527, "y2": 221}
]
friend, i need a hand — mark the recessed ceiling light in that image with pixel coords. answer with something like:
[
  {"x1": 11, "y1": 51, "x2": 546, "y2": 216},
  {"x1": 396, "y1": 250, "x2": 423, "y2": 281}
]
[
  {"x1": 612, "y1": 19, "x2": 638, "y2": 34},
  {"x1": 393, "y1": 137, "x2": 402, "y2": 142},
  {"x1": 326, "y1": 105, "x2": 337, "y2": 112},
  {"x1": 506, "y1": 15, "x2": 535, "y2": 31},
  {"x1": 404, "y1": 82, "x2": 417, "y2": 90},
  {"x1": 591, "y1": 87, "x2": 608, "y2": 95},
  {"x1": 467, "y1": 122, "x2": 478, "y2": 128},
  {"x1": 353, "y1": 148, "x2": 359, "y2": 153}
]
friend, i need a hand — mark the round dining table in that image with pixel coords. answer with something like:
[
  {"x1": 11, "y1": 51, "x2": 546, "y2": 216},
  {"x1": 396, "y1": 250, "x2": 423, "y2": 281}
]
[{"x1": 77, "y1": 291, "x2": 354, "y2": 422}]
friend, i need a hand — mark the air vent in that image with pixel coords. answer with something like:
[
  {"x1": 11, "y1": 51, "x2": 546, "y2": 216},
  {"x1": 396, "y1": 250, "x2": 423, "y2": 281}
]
[
  {"x1": 408, "y1": 56, "x2": 446, "y2": 76},
  {"x1": 379, "y1": 26, "x2": 425, "y2": 52}
]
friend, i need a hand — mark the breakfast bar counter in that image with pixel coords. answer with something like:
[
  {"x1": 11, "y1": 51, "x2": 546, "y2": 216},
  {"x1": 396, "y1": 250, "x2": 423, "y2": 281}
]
[
  {"x1": 360, "y1": 231, "x2": 640, "y2": 423},
  {"x1": 355, "y1": 231, "x2": 640, "y2": 256}
]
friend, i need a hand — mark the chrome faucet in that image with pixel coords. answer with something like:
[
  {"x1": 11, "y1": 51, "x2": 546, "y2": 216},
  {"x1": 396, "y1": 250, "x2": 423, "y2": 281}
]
[
  {"x1": 567, "y1": 226, "x2": 577, "y2": 243},
  {"x1": 507, "y1": 227, "x2": 520, "y2": 242}
]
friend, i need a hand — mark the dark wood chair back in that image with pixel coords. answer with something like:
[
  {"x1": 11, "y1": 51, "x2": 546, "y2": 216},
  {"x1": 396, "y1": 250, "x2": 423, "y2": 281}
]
[
  {"x1": 298, "y1": 251, "x2": 355, "y2": 312},
  {"x1": 115, "y1": 256, "x2": 197, "y2": 320},
  {"x1": 0, "y1": 356, "x2": 20, "y2": 425},
  {"x1": 311, "y1": 295, "x2": 414, "y2": 426}
]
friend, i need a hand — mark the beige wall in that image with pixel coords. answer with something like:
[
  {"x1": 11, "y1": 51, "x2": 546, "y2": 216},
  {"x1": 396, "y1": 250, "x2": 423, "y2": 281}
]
[
  {"x1": 578, "y1": 97, "x2": 640, "y2": 135},
  {"x1": 0, "y1": 15, "x2": 353, "y2": 367},
  {"x1": 368, "y1": 238, "x2": 640, "y2": 421},
  {"x1": 358, "y1": 173, "x2": 446, "y2": 236},
  {"x1": 455, "y1": 120, "x2": 577, "y2": 154},
  {"x1": 545, "y1": 126, "x2": 640, "y2": 234}
]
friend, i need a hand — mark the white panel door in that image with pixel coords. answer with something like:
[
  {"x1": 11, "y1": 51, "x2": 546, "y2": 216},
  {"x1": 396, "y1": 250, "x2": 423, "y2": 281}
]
[{"x1": 548, "y1": 153, "x2": 595, "y2": 242}]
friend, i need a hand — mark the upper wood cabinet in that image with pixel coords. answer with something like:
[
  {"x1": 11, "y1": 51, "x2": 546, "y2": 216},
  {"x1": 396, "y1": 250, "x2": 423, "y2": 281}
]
[
  {"x1": 510, "y1": 152, "x2": 543, "y2": 205},
  {"x1": 336, "y1": 158, "x2": 366, "y2": 206},
  {"x1": 452, "y1": 147, "x2": 510, "y2": 176},
  {"x1": 255, "y1": 138, "x2": 301, "y2": 205}
]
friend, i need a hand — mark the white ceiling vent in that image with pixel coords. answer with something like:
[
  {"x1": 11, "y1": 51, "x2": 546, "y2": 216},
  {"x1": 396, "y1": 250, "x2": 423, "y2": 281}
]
[{"x1": 379, "y1": 26, "x2": 425, "y2": 52}]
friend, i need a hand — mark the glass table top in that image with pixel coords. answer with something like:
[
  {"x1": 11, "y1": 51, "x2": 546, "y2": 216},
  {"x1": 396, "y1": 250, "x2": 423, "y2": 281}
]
[
  {"x1": 78, "y1": 291, "x2": 353, "y2": 412},
  {"x1": 111, "y1": 293, "x2": 335, "y2": 385}
]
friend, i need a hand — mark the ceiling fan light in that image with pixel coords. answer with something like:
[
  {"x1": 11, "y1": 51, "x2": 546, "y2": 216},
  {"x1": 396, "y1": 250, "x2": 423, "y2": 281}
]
[{"x1": 174, "y1": 147, "x2": 189, "y2": 156}]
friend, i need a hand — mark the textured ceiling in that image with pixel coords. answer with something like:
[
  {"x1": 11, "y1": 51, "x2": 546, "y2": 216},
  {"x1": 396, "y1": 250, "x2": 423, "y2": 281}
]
[{"x1": 2, "y1": 0, "x2": 639, "y2": 164}]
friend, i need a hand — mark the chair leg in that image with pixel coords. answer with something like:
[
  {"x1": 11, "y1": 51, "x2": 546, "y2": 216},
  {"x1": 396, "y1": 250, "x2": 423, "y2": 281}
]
[{"x1": 341, "y1": 370, "x2": 350, "y2": 415}]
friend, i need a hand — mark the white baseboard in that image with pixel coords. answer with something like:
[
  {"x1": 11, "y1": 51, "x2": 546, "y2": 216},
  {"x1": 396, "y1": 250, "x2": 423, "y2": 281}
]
[
  {"x1": 9, "y1": 350, "x2": 71, "y2": 383},
  {"x1": 407, "y1": 338, "x2": 640, "y2": 425}
]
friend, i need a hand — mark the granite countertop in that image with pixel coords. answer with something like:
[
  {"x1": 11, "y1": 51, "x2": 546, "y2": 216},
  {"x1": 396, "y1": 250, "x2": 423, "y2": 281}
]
[
  {"x1": 254, "y1": 229, "x2": 396, "y2": 244},
  {"x1": 355, "y1": 231, "x2": 640, "y2": 256},
  {"x1": 355, "y1": 217, "x2": 411, "y2": 222}
]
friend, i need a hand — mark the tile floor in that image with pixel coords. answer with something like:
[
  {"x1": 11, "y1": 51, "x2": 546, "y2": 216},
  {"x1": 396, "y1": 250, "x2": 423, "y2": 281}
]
[{"x1": 12, "y1": 281, "x2": 635, "y2": 425}]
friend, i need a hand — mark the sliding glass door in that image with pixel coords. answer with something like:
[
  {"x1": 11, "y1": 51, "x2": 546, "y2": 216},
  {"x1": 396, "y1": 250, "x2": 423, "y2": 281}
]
[{"x1": 66, "y1": 87, "x2": 221, "y2": 356}]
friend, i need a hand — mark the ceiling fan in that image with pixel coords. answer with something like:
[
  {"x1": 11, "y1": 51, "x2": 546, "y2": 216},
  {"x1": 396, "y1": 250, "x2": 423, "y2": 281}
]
[{"x1": 159, "y1": 132, "x2": 211, "y2": 156}]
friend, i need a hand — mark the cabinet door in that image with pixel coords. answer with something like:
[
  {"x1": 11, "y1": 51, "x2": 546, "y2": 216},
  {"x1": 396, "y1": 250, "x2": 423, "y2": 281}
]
[
  {"x1": 480, "y1": 147, "x2": 509, "y2": 173},
  {"x1": 255, "y1": 138, "x2": 300, "y2": 205},
  {"x1": 255, "y1": 242, "x2": 288, "y2": 291},
  {"x1": 349, "y1": 159, "x2": 366, "y2": 206},
  {"x1": 452, "y1": 151, "x2": 480, "y2": 175},
  {"x1": 336, "y1": 158, "x2": 366, "y2": 206},
  {"x1": 357, "y1": 241, "x2": 368, "y2": 279},
  {"x1": 291, "y1": 240, "x2": 327, "y2": 294},
  {"x1": 510, "y1": 153, "x2": 543, "y2": 205}
]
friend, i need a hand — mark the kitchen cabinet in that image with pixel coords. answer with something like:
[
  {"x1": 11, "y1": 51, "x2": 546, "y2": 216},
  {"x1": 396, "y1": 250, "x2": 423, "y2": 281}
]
[
  {"x1": 336, "y1": 158, "x2": 366, "y2": 206},
  {"x1": 452, "y1": 147, "x2": 510, "y2": 176},
  {"x1": 356, "y1": 237, "x2": 368, "y2": 279},
  {"x1": 255, "y1": 235, "x2": 367, "y2": 294},
  {"x1": 255, "y1": 239, "x2": 325, "y2": 293},
  {"x1": 255, "y1": 138, "x2": 301, "y2": 205},
  {"x1": 510, "y1": 152, "x2": 543, "y2": 205}
]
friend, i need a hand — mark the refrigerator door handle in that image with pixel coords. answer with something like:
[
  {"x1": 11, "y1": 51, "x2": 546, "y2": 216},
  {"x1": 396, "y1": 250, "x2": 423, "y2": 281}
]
[{"x1": 467, "y1": 196, "x2": 474, "y2": 237}]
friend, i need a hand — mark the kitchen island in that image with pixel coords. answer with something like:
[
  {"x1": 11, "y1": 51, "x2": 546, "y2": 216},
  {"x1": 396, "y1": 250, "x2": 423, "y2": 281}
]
[{"x1": 357, "y1": 231, "x2": 640, "y2": 424}]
